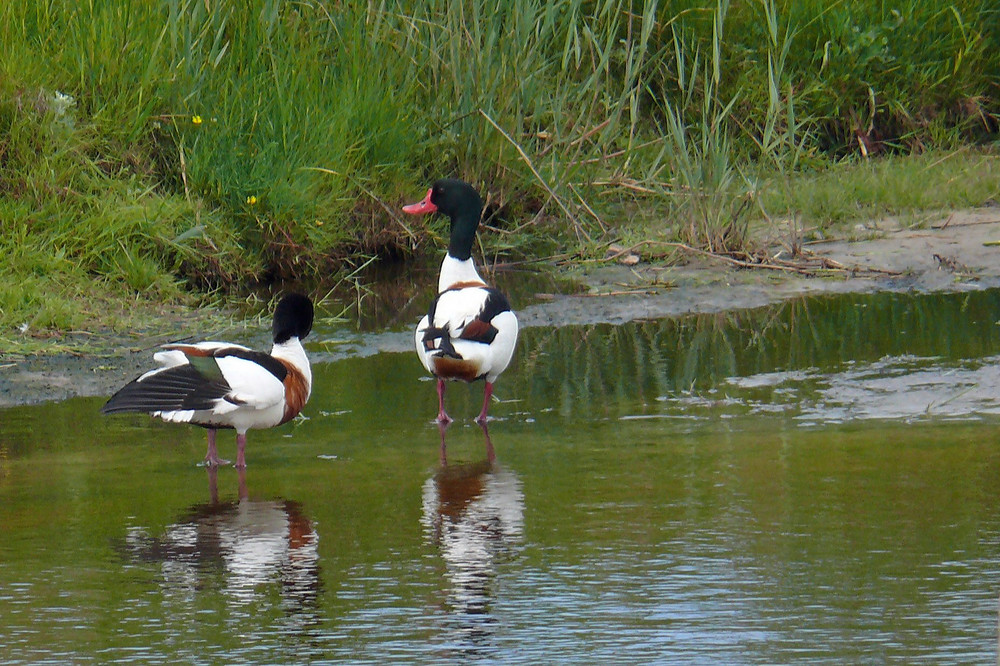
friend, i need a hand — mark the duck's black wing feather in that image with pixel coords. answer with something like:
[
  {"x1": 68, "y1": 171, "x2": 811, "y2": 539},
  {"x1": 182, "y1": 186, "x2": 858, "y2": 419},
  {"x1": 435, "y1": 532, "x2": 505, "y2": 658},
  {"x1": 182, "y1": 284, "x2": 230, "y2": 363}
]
[{"x1": 101, "y1": 363, "x2": 232, "y2": 414}]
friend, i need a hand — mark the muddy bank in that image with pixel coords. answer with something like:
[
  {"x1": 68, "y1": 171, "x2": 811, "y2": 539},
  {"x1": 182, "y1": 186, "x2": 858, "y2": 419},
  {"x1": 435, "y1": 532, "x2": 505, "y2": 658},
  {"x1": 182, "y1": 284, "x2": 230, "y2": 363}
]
[
  {"x1": 2, "y1": 209, "x2": 999, "y2": 408},
  {"x1": 526, "y1": 207, "x2": 1000, "y2": 327}
]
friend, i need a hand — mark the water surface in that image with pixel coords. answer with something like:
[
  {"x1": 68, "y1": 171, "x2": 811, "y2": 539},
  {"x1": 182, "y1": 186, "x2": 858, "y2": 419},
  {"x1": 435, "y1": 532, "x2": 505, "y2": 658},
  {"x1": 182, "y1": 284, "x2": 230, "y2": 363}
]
[{"x1": 2, "y1": 288, "x2": 1000, "y2": 663}]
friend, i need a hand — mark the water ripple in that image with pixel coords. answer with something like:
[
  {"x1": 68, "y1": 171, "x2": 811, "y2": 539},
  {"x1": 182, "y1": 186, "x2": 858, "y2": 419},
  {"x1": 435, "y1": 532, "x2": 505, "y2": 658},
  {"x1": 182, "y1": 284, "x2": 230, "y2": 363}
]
[{"x1": 650, "y1": 355, "x2": 1000, "y2": 425}]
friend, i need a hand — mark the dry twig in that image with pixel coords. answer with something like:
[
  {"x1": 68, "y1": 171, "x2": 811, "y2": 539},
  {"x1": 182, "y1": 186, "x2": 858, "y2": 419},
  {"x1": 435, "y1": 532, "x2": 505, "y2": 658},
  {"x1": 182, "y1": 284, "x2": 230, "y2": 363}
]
[
  {"x1": 593, "y1": 240, "x2": 902, "y2": 277},
  {"x1": 479, "y1": 109, "x2": 591, "y2": 243}
]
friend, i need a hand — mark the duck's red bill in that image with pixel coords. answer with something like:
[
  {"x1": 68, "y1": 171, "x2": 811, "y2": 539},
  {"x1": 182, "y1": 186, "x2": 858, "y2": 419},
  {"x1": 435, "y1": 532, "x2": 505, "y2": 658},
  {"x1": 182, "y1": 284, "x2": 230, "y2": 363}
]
[{"x1": 402, "y1": 188, "x2": 437, "y2": 215}]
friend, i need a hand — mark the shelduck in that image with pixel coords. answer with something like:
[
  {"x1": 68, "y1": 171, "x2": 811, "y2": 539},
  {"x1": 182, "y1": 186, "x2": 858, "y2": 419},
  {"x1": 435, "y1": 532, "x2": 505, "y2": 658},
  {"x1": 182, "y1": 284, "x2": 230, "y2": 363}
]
[
  {"x1": 102, "y1": 293, "x2": 314, "y2": 468},
  {"x1": 422, "y1": 422, "x2": 524, "y2": 622},
  {"x1": 122, "y1": 467, "x2": 320, "y2": 612},
  {"x1": 403, "y1": 178, "x2": 518, "y2": 424}
]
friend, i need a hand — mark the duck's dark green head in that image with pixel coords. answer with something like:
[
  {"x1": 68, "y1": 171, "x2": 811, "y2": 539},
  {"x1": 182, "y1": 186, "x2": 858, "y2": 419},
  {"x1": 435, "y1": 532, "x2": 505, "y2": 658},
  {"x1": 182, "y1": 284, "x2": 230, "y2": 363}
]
[
  {"x1": 272, "y1": 293, "x2": 314, "y2": 344},
  {"x1": 403, "y1": 178, "x2": 483, "y2": 261}
]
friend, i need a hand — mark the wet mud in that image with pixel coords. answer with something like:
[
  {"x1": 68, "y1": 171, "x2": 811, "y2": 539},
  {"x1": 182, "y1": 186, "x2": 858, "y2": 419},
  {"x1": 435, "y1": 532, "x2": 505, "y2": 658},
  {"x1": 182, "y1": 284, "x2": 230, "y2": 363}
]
[{"x1": 2, "y1": 209, "x2": 999, "y2": 408}]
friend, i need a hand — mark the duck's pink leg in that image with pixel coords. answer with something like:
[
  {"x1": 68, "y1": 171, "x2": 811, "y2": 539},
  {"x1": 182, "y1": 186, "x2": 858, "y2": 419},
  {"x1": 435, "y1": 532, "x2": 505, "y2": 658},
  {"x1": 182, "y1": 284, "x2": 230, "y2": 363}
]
[
  {"x1": 476, "y1": 382, "x2": 494, "y2": 425},
  {"x1": 204, "y1": 429, "x2": 230, "y2": 467},
  {"x1": 235, "y1": 432, "x2": 248, "y2": 469},
  {"x1": 436, "y1": 378, "x2": 452, "y2": 424}
]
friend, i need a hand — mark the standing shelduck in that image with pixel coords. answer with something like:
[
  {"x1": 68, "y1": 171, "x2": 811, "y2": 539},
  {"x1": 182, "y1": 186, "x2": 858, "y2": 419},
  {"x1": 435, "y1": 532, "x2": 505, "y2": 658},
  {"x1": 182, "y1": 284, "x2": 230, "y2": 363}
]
[
  {"x1": 403, "y1": 179, "x2": 518, "y2": 424},
  {"x1": 102, "y1": 293, "x2": 314, "y2": 468}
]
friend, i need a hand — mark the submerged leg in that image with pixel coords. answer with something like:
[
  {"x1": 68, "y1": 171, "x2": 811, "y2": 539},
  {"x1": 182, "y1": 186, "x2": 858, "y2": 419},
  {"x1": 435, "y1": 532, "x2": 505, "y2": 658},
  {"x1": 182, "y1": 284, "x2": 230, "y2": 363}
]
[
  {"x1": 235, "y1": 432, "x2": 248, "y2": 469},
  {"x1": 478, "y1": 419, "x2": 496, "y2": 464},
  {"x1": 476, "y1": 382, "x2": 495, "y2": 425},
  {"x1": 436, "y1": 378, "x2": 452, "y2": 424},
  {"x1": 205, "y1": 465, "x2": 220, "y2": 504},
  {"x1": 237, "y1": 465, "x2": 248, "y2": 500},
  {"x1": 438, "y1": 420, "x2": 450, "y2": 466},
  {"x1": 204, "y1": 429, "x2": 230, "y2": 467}
]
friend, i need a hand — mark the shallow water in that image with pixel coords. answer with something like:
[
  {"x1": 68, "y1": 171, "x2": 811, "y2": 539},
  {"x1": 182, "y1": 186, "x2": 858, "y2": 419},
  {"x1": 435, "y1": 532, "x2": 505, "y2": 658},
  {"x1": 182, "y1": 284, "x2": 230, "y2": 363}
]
[{"x1": 2, "y1": 288, "x2": 1000, "y2": 663}]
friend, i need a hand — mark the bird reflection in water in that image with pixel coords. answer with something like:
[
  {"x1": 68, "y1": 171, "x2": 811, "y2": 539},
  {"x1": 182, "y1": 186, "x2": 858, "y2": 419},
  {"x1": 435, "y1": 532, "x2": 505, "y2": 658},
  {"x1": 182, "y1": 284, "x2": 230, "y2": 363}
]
[
  {"x1": 421, "y1": 422, "x2": 524, "y2": 654},
  {"x1": 120, "y1": 466, "x2": 320, "y2": 624}
]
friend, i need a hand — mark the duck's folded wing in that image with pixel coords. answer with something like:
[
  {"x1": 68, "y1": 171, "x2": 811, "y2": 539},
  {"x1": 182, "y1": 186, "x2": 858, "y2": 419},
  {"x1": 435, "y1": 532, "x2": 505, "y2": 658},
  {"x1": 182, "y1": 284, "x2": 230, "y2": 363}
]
[
  {"x1": 432, "y1": 287, "x2": 512, "y2": 343},
  {"x1": 428, "y1": 287, "x2": 510, "y2": 334}
]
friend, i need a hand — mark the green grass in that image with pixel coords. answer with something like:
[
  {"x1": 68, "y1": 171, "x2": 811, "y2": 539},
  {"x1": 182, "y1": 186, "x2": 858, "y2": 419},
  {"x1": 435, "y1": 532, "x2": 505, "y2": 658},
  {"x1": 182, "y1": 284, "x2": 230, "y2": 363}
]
[
  {"x1": 0, "y1": 0, "x2": 998, "y2": 352},
  {"x1": 615, "y1": 149, "x2": 1000, "y2": 249},
  {"x1": 762, "y1": 149, "x2": 1000, "y2": 229}
]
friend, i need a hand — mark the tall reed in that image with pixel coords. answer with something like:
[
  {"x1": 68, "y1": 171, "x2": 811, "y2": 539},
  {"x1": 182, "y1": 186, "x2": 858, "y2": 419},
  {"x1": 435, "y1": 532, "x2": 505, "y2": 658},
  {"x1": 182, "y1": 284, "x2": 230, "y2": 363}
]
[{"x1": 0, "y1": 0, "x2": 997, "y2": 342}]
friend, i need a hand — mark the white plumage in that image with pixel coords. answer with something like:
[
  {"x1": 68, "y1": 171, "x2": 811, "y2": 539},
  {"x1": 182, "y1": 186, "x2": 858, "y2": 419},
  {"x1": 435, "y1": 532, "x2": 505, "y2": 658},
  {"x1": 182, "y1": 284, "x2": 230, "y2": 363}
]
[
  {"x1": 146, "y1": 342, "x2": 297, "y2": 432},
  {"x1": 403, "y1": 179, "x2": 519, "y2": 423},
  {"x1": 102, "y1": 294, "x2": 314, "y2": 468},
  {"x1": 415, "y1": 294, "x2": 518, "y2": 384}
]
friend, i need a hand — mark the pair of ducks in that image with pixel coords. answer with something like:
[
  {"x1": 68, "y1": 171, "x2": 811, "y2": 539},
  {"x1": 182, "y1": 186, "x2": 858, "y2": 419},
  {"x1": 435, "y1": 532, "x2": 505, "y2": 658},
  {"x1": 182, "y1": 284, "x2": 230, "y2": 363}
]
[{"x1": 102, "y1": 180, "x2": 518, "y2": 468}]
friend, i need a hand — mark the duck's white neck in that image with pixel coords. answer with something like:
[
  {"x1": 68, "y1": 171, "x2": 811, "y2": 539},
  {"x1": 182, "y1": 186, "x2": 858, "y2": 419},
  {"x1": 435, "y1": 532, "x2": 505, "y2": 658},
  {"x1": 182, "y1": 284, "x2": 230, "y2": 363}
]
[
  {"x1": 438, "y1": 254, "x2": 484, "y2": 292},
  {"x1": 270, "y1": 337, "x2": 312, "y2": 393}
]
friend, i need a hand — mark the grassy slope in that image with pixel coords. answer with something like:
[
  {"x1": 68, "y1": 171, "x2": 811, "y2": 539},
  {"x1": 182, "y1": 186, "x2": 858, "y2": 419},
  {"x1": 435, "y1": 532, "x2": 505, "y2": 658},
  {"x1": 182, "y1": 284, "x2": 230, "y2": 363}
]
[{"x1": 0, "y1": 0, "x2": 998, "y2": 354}]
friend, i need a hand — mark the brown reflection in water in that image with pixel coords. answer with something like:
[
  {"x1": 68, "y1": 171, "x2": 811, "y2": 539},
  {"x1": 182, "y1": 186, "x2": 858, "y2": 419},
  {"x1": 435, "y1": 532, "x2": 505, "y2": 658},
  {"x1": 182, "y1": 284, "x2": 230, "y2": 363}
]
[
  {"x1": 119, "y1": 467, "x2": 320, "y2": 621},
  {"x1": 422, "y1": 423, "x2": 523, "y2": 654},
  {"x1": 0, "y1": 441, "x2": 8, "y2": 484}
]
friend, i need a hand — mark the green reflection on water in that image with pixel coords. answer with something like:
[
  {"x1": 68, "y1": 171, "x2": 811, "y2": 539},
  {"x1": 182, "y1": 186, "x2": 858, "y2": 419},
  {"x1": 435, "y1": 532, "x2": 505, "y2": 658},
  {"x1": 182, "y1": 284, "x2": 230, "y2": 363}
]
[
  {"x1": 510, "y1": 289, "x2": 1000, "y2": 419},
  {"x1": 1, "y1": 288, "x2": 1000, "y2": 663}
]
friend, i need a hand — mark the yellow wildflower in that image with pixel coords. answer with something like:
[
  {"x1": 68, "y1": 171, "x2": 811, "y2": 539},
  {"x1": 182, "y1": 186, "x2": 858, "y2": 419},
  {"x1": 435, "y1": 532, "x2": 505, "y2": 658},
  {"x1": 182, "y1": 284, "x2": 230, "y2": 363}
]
[
  {"x1": 246, "y1": 195, "x2": 258, "y2": 205},
  {"x1": 192, "y1": 115, "x2": 203, "y2": 125}
]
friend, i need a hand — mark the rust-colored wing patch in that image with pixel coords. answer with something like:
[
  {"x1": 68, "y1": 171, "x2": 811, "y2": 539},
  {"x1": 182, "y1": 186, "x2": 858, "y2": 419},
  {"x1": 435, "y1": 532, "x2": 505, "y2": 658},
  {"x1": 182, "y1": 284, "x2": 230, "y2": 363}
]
[
  {"x1": 459, "y1": 318, "x2": 496, "y2": 344},
  {"x1": 277, "y1": 359, "x2": 310, "y2": 424}
]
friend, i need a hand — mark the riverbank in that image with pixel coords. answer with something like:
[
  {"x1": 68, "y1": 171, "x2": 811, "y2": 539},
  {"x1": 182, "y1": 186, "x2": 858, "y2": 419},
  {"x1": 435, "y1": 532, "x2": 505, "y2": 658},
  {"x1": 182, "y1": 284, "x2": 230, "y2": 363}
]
[
  {"x1": 529, "y1": 205, "x2": 1000, "y2": 327},
  {"x1": 2, "y1": 207, "x2": 999, "y2": 408}
]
